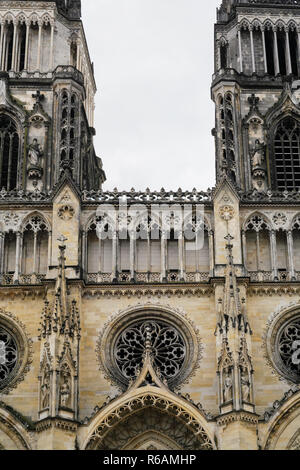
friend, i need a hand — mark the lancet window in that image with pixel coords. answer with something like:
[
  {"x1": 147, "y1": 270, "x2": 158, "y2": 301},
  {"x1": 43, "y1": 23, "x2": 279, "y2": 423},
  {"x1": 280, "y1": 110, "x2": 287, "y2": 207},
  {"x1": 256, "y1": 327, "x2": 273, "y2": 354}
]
[
  {"x1": 235, "y1": 20, "x2": 300, "y2": 77},
  {"x1": 273, "y1": 117, "x2": 300, "y2": 191},
  {"x1": 59, "y1": 91, "x2": 79, "y2": 176},
  {"x1": 0, "y1": 115, "x2": 19, "y2": 191}
]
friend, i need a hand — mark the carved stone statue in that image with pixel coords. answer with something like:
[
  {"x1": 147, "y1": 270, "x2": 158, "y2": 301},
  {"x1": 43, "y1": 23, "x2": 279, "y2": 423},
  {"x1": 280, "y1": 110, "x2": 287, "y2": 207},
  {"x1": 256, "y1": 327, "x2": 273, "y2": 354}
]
[
  {"x1": 28, "y1": 139, "x2": 43, "y2": 168},
  {"x1": 60, "y1": 374, "x2": 71, "y2": 408},
  {"x1": 41, "y1": 371, "x2": 50, "y2": 410},
  {"x1": 250, "y1": 139, "x2": 266, "y2": 169},
  {"x1": 223, "y1": 368, "x2": 233, "y2": 403},
  {"x1": 241, "y1": 367, "x2": 251, "y2": 403}
]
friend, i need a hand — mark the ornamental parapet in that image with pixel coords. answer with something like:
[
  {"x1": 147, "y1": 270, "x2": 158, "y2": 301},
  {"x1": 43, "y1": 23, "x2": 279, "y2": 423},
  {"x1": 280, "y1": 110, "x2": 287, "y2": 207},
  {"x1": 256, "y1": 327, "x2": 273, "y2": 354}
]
[
  {"x1": 53, "y1": 65, "x2": 84, "y2": 86},
  {"x1": 82, "y1": 188, "x2": 213, "y2": 204}
]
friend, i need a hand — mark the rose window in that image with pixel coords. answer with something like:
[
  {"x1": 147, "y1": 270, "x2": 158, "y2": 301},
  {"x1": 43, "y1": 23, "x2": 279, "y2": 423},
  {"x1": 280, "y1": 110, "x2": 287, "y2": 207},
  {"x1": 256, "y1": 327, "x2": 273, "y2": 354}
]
[
  {"x1": 115, "y1": 320, "x2": 186, "y2": 383},
  {"x1": 277, "y1": 316, "x2": 300, "y2": 383},
  {"x1": 0, "y1": 327, "x2": 18, "y2": 388}
]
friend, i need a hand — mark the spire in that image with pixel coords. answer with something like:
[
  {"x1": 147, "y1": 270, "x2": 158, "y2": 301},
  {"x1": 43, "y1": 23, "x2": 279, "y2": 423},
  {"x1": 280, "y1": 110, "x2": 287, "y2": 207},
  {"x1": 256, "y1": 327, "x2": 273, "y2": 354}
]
[
  {"x1": 217, "y1": 234, "x2": 251, "y2": 334},
  {"x1": 39, "y1": 235, "x2": 80, "y2": 340}
]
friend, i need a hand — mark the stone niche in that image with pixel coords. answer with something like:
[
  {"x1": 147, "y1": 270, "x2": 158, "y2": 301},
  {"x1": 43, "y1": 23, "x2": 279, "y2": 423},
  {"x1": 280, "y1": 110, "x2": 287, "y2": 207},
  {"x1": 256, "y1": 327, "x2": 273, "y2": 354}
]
[{"x1": 26, "y1": 93, "x2": 51, "y2": 192}]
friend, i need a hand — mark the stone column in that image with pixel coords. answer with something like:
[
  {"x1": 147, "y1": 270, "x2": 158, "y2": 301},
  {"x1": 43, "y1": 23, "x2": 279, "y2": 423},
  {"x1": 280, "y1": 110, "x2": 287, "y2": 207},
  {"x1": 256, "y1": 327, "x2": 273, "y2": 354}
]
[
  {"x1": 47, "y1": 231, "x2": 52, "y2": 270},
  {"x1": 250, "y1": 26, "x2": 256, "y2": 73},
  {"x1": 256, "y1": 231, "x2": 260, "y2": 272},
  {"x1": 33, "y1": 231, "x2": 38, "y2": 273},
  {"x1": 161, "y1": 231, "x2": 167, "y2": 281},
  {"x1": 261, "y1": 28, "x2": 268, "y2": 74},
  {"x1": 0, "y1": 232, "x2": 4, "y2": 276},
  {"x1": 287, "y1": 230, "x2": 296, "y2": 280},
  {"x1": 50, "y1": 22, "x2": 54, "y2": 71},
  {"x1": 241, "y1": 230, "x2": 247, "y2": 271},
  {"x1": 112, "y1": 231, "x2": 117, "y2": 281},
  {"x1": 0, "y1": 21, "x2": 4, "y2": 71},
  {"x1": 270, "y1": 230, "x2": 278, "y2": 280},
  {"x1": 208, "y1": 230, "x2": 214, "y2": 277},
  {"x1": 24, "y1": 21, "x2": 30, "y2": 71},
  {"x1": 81, "y1": 231, "x2": 87, "y2": 275},
  {"x1": 273, "y1": 28, "x2": 280, "y2": 75},
  {"x1": 285, "y1": 28, "x2": 292, "y2": 75},
  {"x1": 13, "y1": 231, "x2": 21, "y2": 283},
  {"x1": 11, "y1": 20, "x2": 17, "y2": 71},
  {"x1": 238, "y1": 28, "x2": 243, "y2": 73},
  {"x1": 297, "y1": 29, "x2": 300, "y2": 75},
  {"x1": 178, "y1": 233, "x2": 184, "y2": 280},
  {"x1": 37, "y1": 21, "x2": 43, "y2": 71},
  {"x1": 1, "y1": 24, "x2": 7, "y2": 70},
  {"x1": 130, "y1": 231, "x2": 135, "y2": 281},
  {"x1": 98, "y1": 236, "x2": 102, "y2": 274}
]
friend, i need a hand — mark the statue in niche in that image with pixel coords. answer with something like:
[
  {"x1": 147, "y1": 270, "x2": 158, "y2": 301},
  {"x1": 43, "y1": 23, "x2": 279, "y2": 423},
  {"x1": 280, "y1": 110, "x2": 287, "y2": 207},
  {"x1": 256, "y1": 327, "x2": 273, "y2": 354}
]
[
  {"x1": 28, "y1": 138, "x2": 43, "y2": 168},
  {"x1": 250, "y1": 139, "x2": 266, "y2": 169},
  {"x1": 41, "y1": 370, "x2": 50, "y2": 410},
  {"x1": 240, "y1": 367, "x2": 251, "y2": 403},
  {"x1": 59, "y1": 368, "x2": 71, "y2": 408},
  {"x1": 223, "y1": 368, "x2": 233, "y2": 403}
]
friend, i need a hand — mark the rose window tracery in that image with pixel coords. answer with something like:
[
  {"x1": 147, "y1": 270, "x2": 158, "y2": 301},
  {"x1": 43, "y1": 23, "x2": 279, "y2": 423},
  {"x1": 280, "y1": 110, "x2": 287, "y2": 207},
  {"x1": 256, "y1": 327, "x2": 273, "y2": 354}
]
[
  {"x1": 0, "y1": 326, "x2": 18, "y2": 388},
  {"x1": 277, "y1": 316, "x2": 300, "y2": 382},
  {"x1": 115, "y1": 321, "x2": 186, "y2": 383}
]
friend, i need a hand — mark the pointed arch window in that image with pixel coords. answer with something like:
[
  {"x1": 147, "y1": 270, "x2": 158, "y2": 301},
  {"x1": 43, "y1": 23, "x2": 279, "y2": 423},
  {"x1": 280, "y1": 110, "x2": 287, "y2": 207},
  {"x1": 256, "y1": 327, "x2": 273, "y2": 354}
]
[
  {"x1": 274, "y1": 117, "x2": 300, "y2": 190},
  {"x1": 0, "y1": 115, "x2": 19, "y2": 191}
]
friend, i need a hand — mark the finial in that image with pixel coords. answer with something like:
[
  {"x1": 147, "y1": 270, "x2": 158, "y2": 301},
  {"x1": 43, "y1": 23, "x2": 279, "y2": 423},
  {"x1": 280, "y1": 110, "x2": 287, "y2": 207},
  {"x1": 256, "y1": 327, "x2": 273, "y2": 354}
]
[{"x1": 57, "y1": 234, "x2": 68, "y2": 248}]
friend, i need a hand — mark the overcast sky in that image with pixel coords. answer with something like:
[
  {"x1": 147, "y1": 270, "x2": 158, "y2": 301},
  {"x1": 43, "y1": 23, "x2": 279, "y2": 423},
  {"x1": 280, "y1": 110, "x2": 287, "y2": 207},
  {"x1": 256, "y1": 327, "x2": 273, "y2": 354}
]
[{"x1": 82, "y1": 0, "x2": 220, "y2": 191}]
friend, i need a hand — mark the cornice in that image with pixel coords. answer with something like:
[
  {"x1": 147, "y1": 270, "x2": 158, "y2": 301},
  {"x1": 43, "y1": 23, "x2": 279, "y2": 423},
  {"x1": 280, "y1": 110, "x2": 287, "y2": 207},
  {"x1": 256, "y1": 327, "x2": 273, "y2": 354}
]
[
  {"x1": 35, "y1": 417, "x2": 79, "y2": 433},
  {"x1": 83, "y1": 285, "x2": 214, "y2": 299},
  {"x1": 217, "y1": 410, "x2": 259, "y2": 427}
]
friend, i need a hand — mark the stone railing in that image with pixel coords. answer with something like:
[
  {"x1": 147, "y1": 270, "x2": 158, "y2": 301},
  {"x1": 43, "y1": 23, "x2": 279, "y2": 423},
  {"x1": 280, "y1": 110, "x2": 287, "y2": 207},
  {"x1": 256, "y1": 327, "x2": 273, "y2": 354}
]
[
  {"x1": 249, "y1": 271, "x2": 300, "y2": 282},
  {"x1": 53, "y1": 65, "x2": 84, "y2": 85},
  {"x1": 8, "y1": 71, "x2": 53, "y2": 80},
  {"x1": 240, "y1": 188, "x2": 300, "y2": 204},
  {"x1": 82, "y1": 188, "x2": 213, "y2": 204},
  {"x1": 86, "y1": 271, "x2": 211, "y2": 284},
  {"x1": 0, "y1": 274, "x2": 46, "y2": 286}
]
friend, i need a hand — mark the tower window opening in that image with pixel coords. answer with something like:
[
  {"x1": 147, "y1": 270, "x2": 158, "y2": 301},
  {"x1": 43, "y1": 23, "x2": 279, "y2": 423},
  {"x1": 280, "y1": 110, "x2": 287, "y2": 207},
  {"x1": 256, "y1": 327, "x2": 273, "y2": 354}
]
[
  {"x1": 220, "y1": 44, "x2": 227, "y2": 69},
  {"x1": 265, "y1": 30, "x2": 275, "y2": 75},
  {"x1": 274, "y1": 117, "x2": 300, "y2": 190},
  {"x1": 6, "y1": 25, "x2": 13, "y2": 72},
  {"x1": 0, "y1": 115, "x2": 19, "y2": 190},
  {"x1": 289, "y1": 30, "x2": 298, "y2": 76},
  {"x1": 19, "y1": 24, "x2": 26, "y2": 72},
  {"x1": 277, "y1": 31, "x2": 287, "y2": 76}
]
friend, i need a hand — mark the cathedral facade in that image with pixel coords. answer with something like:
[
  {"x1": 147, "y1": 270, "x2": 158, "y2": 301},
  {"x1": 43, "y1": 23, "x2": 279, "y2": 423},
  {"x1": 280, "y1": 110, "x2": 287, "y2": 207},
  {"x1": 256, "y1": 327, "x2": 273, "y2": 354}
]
[{"x1": 0, "y1": 0, "x2": 299, "y2": 451}]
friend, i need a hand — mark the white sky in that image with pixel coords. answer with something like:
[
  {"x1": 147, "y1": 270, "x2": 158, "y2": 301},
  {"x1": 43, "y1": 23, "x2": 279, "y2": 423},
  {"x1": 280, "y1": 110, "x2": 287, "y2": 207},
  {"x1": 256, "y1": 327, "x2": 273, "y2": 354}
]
[{"x1": 82, "y1": 0, "x2": 220, "y2": 191}]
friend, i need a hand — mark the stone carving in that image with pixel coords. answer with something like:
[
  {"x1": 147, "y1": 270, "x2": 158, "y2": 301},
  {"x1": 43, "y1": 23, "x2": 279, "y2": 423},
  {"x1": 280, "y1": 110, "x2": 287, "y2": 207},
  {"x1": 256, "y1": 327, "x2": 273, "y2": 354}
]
[
  {"x1": 115, "y1": 320, "x2": 185, "y2": 384},
  {"x1": 41, "y1": 366, "x2": 50, "y2": 410},
  {"x1": 240, "y1": 367, "x2": 251, "y2": 402},
  {"x1": 59, "y1": 365, "x2": 72, "y2": 409},
  {"x1": 58, "y1": 205, "x2": 75, "y2": 221},
  {"x1": 86, "y1": 394, "x2": 214, "y2": 450},
  {"x1": 2, "y1": 211, "x2": 20, "y2": 231},
  {"x1": 223, "y1": 368, "x2": 233, "y2": 403},
  {"x1": 219, "y1": 205, "x2": 235, "y2": 221},
  {"x1": 28, "y1": 139, "x2": 43, "y2": 168},
  {"x1": 251, "y1": 139, "x2": 266, "y2": 169},
  {"x1": 0, "y1": 327, "x2": 18, "y2": 389},
  {"x1": 273, "y1": 212, "x2": 287, "y2": 228},
  {"x1": 277, "y1": 316, "x2": 300, "y2": 381}
]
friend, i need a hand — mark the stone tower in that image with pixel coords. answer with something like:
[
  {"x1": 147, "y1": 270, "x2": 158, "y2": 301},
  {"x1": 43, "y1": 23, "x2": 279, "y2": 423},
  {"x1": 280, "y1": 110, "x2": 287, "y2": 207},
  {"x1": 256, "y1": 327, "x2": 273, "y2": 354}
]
[
  {"x1": 0, "y1": 0, "x2": 299, "y2": 451},
  {"x1": 213, "y1": 0, "x2": 300, "y2": 192}
]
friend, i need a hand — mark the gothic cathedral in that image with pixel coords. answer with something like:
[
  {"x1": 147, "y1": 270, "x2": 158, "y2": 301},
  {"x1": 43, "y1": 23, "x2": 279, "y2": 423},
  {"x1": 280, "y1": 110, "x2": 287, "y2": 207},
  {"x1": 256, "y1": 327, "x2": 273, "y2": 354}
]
[{"x1": 0, "y1": 0, "x2": 299, "y2": 451}]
